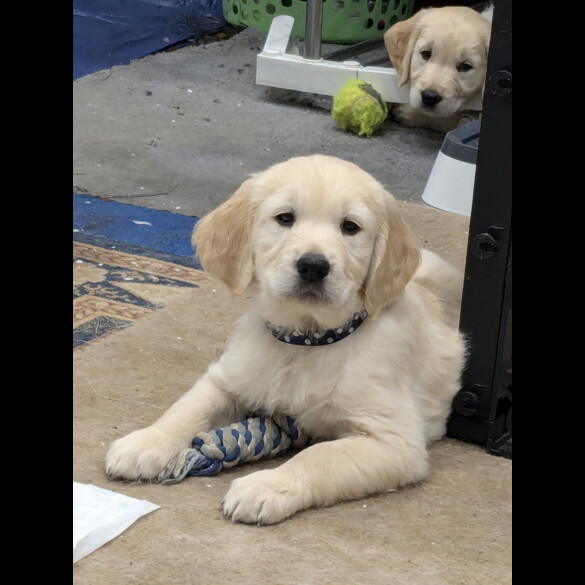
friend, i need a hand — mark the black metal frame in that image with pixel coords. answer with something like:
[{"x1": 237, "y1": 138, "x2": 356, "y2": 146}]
[{"x1": 446, "y1": 0, "x2": 512, "y2": 459}]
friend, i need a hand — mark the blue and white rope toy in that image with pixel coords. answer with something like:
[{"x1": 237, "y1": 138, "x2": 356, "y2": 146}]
[{"x1": 156, "y1": 414, "x2": 308, "y2": 484}]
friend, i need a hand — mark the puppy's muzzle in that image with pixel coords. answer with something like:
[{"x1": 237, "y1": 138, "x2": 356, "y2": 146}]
[
  {"x1": 421, "y1": 89, "x2": 442, "y2": 109},
  {"x1": 297, "y1": 253, "x2": 330, "y2": 283}
]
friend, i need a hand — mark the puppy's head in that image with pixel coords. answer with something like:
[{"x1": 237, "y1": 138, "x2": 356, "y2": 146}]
[
  {"x1": 384, "y1": 6, "x2": 492, "y2": 118},
  {"x1": 192, "y1": 155, "x2": 420, "y2": 328}
]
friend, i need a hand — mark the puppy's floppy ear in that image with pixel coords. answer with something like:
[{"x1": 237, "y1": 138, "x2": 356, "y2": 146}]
[
  {"x1": 191, "y1": 179, "x2": 256, "y2": 295},
  {"x1": 363, "y1": 195, "x2": 421, "y2": 318},
  {"x1": 384, "y1": 10, "x2": 425, "y2": 85}
]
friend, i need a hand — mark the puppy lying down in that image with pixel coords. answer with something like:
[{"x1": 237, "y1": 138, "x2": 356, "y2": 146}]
[
  {"x1": 384, "y1": 5, "x2": 494, "y2": 132},
  {"x1": 106, "y1": 155, "x2": 467, "y2": 525}
]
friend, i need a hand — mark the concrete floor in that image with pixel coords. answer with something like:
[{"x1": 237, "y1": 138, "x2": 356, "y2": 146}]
[{"x1": 73, "y1": 26, "x2": 446, "y2": 220}]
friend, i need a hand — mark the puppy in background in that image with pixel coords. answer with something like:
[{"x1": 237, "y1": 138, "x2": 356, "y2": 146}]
[
  {"x1": 384, "y1": 5, "x2": 493, "y2": 133},
  {"x1": 105, "y1": 155, "x2": 466, "y2": 525}
]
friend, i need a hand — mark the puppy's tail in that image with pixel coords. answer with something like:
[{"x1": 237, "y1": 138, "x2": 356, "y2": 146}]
[{"x1": 413, "y1": 249, "x2": 464, "y2": 329}]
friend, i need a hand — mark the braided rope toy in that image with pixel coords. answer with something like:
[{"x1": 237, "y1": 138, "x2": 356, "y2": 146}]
[{"x1": 156, "y1": 414, "x2": 308, "y2": 484}]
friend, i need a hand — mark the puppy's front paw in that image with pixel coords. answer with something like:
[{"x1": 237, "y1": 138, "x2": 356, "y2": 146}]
[
  {"x1": 105, "y1": 426, "x2": 188, "y2": 481},
  {"x1": 221, "y1": 469, "x2": 304, "y2": 525},
  {"x1": 389, "y1": 103, "x2": 410, "y2": 126}
]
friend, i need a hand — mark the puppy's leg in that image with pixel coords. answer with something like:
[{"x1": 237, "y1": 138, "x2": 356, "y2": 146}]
[
  {"x1": 391, "y1": 103, "x2": 463, "y2": 133},
  {"x1": 222, "y1": 433, "x2": 429, "y2": 525},
  {"x1": 105, "y1": 375, "x2": 242, "y2": 480}
]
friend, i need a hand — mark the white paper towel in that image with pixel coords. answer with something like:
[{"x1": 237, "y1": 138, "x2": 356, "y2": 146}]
[{"x1": 73, "y1": 482, "x2": 160, "y2": 563}]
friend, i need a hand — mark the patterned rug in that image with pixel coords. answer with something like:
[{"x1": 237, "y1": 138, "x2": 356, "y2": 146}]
[
  {"x1": 73, "y1": 238, "x2": 209, "y2": 348},
  {"x1": 73, "y1": 194, "x2": 209, "y2": 348},
  {"x1": 72, "y1": 196, "x2": 512, "y2": 585}
]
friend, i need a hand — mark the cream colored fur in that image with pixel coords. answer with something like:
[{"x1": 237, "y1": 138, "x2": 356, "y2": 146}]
[
  {"x1": 384, "y1": 5, "x2": 493, "y2": 132},
  {"x1": 105, "y1": 155, "x2": 467, "y2": 525}
]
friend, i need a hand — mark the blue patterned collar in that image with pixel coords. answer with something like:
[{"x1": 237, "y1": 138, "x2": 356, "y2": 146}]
[{"x1": 267, "y1": 310, "x2": 368, "y2": 346}]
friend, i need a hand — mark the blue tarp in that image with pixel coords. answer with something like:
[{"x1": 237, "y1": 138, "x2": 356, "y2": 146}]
[
  {"x1": 73, "y1": 193, "x2": 199, "y2": 261},
  {"x1": 73, "y1": 0, "x2": 227, "y2": 79}
]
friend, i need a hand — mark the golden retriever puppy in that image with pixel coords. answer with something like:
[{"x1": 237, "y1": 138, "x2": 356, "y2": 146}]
[
  {"x1": 384, "y1": 5, "x2": 493, "y2": 132},
  {"x1": 105, "y1": 155, "x2": 466, "y2": 525}
]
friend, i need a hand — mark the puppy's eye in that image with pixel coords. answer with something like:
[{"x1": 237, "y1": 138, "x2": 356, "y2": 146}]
[
  {"x1": 457, "y1": 62, "x2": 473, "y2": 72},
  {"x1": 276, "y1": 212, "x2": 294, "y2": 227},
  {"x1": 420, "y1": 50, "x2": 432, "y2": 61},
  {"x1": 341, "y1": 220, "x2": 360, "y2": 235}
]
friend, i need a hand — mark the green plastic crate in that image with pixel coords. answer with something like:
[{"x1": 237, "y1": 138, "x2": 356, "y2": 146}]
[{"x1": 223, "y1": 0, "x2": 415, "y2": 44}]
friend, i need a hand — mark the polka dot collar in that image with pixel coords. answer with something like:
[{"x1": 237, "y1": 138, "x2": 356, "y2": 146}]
[{"x1": 267, "y1": 310, "x2": 368, "y2": 346}]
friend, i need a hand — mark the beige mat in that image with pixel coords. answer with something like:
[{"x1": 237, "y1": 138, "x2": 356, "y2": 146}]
[{"x1": 73, "y1": 201, "x2": 511, "y2": 585}]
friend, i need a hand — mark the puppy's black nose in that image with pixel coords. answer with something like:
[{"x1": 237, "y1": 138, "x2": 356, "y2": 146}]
[
  {"x1": 297, "y1": 253, "x2": 330, "y2": 283},
  {"x1": 421, "y1": 90, "x2": 442, "y2": 108}
]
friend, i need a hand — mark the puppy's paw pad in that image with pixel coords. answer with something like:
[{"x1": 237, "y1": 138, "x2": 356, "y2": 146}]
[{"x1": 221, "y1": 470, "x2": 302, "y2": 525}]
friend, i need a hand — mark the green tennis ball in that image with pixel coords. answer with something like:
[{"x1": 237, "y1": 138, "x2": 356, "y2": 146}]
[{"x1": 332, "y1": 79, "x2": 388, "y2": 137}]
